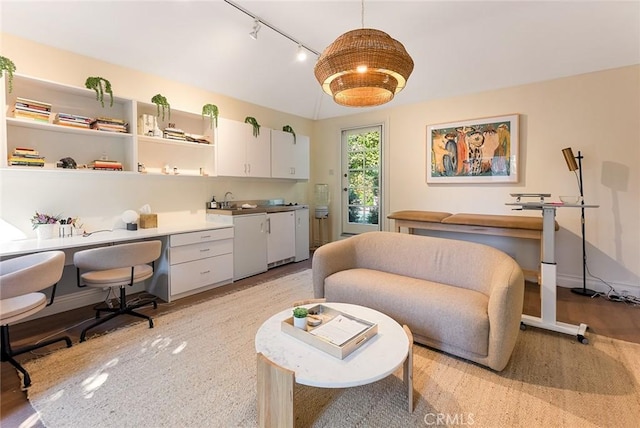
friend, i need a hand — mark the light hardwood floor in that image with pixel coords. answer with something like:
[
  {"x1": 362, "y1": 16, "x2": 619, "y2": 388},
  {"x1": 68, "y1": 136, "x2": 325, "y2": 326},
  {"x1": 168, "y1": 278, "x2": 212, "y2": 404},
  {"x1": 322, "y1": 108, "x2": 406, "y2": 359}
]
[{"x1": 2, "y1": 257, "x2": 638, "y2": 427}]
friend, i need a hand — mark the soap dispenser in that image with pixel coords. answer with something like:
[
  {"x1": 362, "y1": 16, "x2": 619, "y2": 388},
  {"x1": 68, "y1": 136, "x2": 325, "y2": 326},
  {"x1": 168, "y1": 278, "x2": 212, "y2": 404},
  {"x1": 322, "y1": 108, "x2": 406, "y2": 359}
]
[{"x1": 208, "y1": 196, "x2": 217, "y2": 209}]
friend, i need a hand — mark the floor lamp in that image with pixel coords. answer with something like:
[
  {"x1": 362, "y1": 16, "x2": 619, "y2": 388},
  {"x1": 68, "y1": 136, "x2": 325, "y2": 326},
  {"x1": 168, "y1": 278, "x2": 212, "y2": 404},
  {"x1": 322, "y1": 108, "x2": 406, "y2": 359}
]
[{"x1": 562, "y1": 147, "x2": 597, "y2": 297}]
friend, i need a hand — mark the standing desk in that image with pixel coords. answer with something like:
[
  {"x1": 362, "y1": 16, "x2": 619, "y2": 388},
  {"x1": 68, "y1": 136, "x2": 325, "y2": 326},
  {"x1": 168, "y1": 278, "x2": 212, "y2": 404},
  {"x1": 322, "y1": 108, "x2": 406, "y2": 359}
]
[{"x1": 506, "y1": 199, "x2": 598, "y2": 344}]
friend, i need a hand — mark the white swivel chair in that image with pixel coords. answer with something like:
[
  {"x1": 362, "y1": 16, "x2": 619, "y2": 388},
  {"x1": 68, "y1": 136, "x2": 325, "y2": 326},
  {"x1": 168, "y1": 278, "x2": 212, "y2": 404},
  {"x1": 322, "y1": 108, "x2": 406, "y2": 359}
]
[
  {"x1": 0, "y1": 251, "x2": 72, "y2": 388},
  {"x1": 74, "y1": 240, "x2": 162, "y2": 342}
]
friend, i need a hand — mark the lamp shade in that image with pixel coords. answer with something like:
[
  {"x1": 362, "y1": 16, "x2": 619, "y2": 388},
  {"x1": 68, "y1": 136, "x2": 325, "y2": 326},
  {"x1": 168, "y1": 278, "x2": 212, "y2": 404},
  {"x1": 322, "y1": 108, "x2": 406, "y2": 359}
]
[
  {"x1": 562, "y1": 147, "x2": 579, "y2": 171},
  {"x1": 314, "y1": 28, "x2": 414, "y2": 107}
]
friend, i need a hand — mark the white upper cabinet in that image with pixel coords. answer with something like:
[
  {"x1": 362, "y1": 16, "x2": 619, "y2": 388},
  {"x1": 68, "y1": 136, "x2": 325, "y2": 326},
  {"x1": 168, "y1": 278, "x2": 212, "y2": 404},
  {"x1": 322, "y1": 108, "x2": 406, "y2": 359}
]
[
  {"x1": 216, "y1": 117, "x2": 271, "y2": 178},
  {"x1": 271, "y1": 129, "x2": 309, "y2": 180}
]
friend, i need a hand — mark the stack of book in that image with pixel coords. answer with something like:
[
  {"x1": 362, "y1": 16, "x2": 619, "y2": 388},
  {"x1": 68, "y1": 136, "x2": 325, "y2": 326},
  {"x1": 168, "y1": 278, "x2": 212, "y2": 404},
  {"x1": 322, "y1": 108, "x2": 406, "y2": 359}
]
[
  {"x1": 89, "y1": 159, "x2": 123, "y2": 171},
  {"x1": 91, "y1": 117, "x2": 128, "y2": 133},
  {"x1": 13, "y1": 97, "x2": 52, "y2": 123},
  {"x1": 8, "y1": 147, "x2": 45, "y2": 167},
  {"x1": 163, "y1": 127, "x2": 186, "y2": 141},
  {"x1": 54, "y1": 112, "x2": 94, "y2": 129}
]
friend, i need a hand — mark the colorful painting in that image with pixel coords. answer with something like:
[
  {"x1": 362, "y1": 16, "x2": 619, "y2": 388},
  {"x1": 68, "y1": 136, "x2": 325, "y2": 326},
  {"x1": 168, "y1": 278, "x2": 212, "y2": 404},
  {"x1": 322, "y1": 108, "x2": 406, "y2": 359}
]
[{"x1": 426, "y1": 114, "x2": 519, "y2": 183}]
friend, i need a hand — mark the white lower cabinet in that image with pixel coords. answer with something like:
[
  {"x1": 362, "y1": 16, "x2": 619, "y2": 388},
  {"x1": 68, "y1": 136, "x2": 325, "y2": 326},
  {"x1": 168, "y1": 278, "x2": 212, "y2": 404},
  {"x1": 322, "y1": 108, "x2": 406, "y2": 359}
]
[
  {"x1": 295, "y1": 208, "x2": 310, "y2": 262},
  {"x1": 149, "y1": 227, "x2": 234, "y2": 302},
  {"x1": 267, "y1": 211, "x2": 296, "y2": 267}
]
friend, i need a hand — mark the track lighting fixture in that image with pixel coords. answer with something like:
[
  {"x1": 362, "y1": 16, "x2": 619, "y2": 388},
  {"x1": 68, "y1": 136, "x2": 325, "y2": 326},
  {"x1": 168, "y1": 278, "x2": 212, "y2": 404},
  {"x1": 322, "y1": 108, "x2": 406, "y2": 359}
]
[
  {"x1": 249, "y1": 19, "x2": 261, "y2": 40},
  {"x1": 225, "y1": 0, "x2": 319, "y2": 61},
  {"x1": 296, "y1": 45, "x2": 308, "y2": 62}
]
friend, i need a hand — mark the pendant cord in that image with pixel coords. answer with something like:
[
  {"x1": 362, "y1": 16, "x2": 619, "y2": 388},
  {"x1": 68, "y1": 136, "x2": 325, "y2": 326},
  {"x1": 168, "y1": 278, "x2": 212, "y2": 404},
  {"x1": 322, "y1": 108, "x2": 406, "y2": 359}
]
[{"x1": 361, "y1": 0, "x2": 365, "y2": 28}]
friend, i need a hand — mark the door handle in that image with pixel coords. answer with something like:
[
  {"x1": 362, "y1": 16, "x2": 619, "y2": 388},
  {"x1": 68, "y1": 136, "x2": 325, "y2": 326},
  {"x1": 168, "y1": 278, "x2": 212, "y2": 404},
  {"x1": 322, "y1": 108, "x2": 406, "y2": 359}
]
[{"x1": 343, "y1": 188, "x2": 348, "y2": 192}]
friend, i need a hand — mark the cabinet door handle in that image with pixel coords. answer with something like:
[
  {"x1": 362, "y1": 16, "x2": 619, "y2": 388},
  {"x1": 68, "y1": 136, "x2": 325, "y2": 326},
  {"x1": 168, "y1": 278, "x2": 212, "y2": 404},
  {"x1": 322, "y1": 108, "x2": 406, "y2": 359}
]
[
  {"x1": 266, "y1": 218, "x2": 271, "y2": 234},
  {"x1": 200, "y1": 248, "x2": 210, "y2": 252},
  {"x1": 247, "y1": 163, "x2": 251, "y2": 174},
  {"x1": 200, "y1": 270, "x2": 211, "y2": 275},
  {"x1": 201, "y1": 235, "x2": 211, "y2": 239}
]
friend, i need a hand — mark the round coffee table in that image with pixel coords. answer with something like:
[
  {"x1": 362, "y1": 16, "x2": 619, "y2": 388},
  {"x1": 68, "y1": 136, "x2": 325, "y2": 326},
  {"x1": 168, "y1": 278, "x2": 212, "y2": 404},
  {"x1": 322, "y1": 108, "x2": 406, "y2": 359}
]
[{"x1": 255, "y1": 302, "x2": 413, "y2": 426}]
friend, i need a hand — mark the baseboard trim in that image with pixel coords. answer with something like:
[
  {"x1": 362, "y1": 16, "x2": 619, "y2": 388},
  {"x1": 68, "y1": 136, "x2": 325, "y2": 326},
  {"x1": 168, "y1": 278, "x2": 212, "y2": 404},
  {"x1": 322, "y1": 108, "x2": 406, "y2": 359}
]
[{"x1": 556, "y1": 273, "x2": 640, "y2": 297}]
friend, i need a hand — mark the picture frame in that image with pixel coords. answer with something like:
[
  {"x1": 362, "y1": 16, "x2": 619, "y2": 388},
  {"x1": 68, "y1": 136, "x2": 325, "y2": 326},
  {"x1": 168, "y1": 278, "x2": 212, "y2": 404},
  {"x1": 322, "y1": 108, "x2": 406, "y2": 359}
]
[{"x1": 426, "y1": 114, "x2": 519, "y2": 183}]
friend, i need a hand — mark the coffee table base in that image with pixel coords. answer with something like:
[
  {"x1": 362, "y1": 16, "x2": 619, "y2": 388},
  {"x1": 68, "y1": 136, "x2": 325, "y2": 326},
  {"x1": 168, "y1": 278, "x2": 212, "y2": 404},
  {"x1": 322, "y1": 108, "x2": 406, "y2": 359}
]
[{"x1": 257, "y1": 325, "x2": 414, "y2": 428}]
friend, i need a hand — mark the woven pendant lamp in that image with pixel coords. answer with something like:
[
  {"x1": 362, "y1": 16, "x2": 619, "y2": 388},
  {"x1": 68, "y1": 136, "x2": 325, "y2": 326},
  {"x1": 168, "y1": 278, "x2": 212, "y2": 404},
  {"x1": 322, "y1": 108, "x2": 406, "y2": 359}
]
[{"x1": 314, "y1": 26, "x2": 414, "y2": 107}]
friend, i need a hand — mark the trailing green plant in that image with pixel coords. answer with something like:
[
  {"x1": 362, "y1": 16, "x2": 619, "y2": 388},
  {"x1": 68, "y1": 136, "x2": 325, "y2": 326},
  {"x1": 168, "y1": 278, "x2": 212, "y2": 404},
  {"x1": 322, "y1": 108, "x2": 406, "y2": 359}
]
[
  {"x1": 85, "y1": 76, "x2": 113, "y2": 108},
  {"x1": 202, "y1": 103, "x2": 219, "y2": 129},
  {"x1": 293, "y1": 307, "x2": 308, "y2": 318},
  {"x1": 282, "y1": 125, "x2": 296, "y2": 144},
  {"x1": 151, "y1": 94, "x2": 171, "y2": 121},
  {"x1": 245, "y1": 116, "x2": 260, "y2": 137},
  {"x1": 0, "y1": 56, "x2": 17, "y2": 93}
]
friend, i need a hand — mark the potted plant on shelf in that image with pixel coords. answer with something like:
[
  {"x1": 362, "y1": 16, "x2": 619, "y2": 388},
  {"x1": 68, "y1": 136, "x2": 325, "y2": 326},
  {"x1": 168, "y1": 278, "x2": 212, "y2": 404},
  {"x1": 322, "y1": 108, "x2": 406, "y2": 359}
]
[
  {"x1": 31, "y1": 211, "x2": 61, "y2": 240},
  {"x1": 151, "y1": 94, "x2": 171, "y2": 121},
  {"x1": 202, "y1": 103, "x2": 219, "y2": 129},
  {"x1": 292, "y1": 307, "x2": 309, "y2": 329},
  {"x1": 85, "y1": 76, "x2": 113, "y2": 108},
  {"x1": 282, "y1": 125, "x2": 296, "y2": 144},
  {"x1": 0, "y1": 56, "x2": 17, "y2": 93},
  {"x1": 245, "y1": 116, "x2": 260, "y2": 137}
]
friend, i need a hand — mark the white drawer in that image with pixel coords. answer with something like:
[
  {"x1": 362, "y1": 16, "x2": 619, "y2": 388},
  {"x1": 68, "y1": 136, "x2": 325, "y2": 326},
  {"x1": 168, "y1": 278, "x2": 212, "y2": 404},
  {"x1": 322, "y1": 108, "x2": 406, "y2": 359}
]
[
  {"x1": 169, "y1": 239, "x2": 232, "y2": 265},
  {"x1": 170, "y1": 228, "x2": 234, "y2": 247},
  {"x1": 169, "y1": 253, "x2": 233, "y2": 295}
]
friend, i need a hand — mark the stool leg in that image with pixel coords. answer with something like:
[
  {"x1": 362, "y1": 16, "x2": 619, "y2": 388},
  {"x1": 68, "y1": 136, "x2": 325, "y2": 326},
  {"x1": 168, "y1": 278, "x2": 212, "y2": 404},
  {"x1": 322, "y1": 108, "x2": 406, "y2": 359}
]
[{"x1": 403, "y1": 325, "x2": 414, "y2": 413}]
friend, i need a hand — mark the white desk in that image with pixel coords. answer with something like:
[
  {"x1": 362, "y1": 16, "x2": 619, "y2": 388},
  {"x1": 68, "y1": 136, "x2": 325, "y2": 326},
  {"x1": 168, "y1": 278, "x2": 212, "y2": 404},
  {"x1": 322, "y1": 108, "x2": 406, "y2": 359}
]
[
  {"x1": 0, "y1": 222, "x2": 231, "y2": 258},
  {"x1": 506, "y1": 202, "x2": 598, "y2": 343}
]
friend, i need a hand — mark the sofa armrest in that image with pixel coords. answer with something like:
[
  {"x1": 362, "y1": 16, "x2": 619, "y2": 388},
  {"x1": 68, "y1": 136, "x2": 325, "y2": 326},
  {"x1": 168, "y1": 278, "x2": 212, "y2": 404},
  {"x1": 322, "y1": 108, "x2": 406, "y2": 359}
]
[
  {"x1": 486, "y1": 259, "x2": 525, "y2": 370},
  {"x1": 311, "y1": 239, "x2": 357, "y2": 298}
]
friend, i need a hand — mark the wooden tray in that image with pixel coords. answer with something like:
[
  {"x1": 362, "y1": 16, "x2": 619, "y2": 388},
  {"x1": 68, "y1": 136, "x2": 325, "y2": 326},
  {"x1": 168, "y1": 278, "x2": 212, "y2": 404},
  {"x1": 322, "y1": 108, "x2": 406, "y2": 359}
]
[{"x1": 281, "y1": 304, "x2": 378, "y2": 359}]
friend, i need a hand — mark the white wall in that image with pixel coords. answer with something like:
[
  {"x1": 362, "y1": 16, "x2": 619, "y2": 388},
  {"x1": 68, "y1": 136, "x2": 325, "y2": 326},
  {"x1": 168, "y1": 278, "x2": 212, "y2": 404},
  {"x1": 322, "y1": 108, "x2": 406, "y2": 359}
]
[
  {"x1": 312, "y1": 66, "x2": 640, "y2": 293},
  {"x1": 0, "y1": 34, "x2": 314, "y2": 236}
]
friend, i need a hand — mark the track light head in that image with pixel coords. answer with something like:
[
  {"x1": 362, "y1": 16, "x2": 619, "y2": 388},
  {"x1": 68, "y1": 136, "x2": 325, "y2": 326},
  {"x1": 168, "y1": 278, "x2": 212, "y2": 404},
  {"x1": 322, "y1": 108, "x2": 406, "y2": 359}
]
[
  {"x1": 249, "y1": 19, "x2": 261, "y2": 40},
  {"x1": 296, "y1": 45, "x2": 308, "y2": 62}
]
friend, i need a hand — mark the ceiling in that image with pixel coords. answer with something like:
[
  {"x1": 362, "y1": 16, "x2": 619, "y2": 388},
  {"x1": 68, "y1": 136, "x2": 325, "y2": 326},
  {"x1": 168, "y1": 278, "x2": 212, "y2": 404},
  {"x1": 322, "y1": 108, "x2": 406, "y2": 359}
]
[{"x1": 1, "y1": 1, "x2": 639, "y2": 120}]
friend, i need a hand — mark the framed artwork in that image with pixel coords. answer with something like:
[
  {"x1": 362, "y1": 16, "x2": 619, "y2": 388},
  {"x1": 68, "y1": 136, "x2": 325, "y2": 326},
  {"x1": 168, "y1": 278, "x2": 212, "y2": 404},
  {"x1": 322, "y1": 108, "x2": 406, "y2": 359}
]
[{"x1": 426, "y1": 114, "x2": 519, "y2": 183}]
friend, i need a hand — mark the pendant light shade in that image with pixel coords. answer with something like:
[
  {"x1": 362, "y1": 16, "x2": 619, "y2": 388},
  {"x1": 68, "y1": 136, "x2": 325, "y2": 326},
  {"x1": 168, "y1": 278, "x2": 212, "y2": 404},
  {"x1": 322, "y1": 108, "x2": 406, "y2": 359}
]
[{"x1": 314, "y1": 28, "x2": 414, "y2": 107}]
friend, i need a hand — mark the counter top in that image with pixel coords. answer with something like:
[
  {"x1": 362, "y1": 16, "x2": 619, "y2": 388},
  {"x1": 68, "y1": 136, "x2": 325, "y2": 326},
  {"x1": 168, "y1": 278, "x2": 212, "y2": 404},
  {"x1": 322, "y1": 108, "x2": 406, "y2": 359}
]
[
  {"x1": 0, "y1": 222, "x2": 232, "y2": 257},
  {"x1": 207, "y1": 205, "x2": 309, "y2": 216}
]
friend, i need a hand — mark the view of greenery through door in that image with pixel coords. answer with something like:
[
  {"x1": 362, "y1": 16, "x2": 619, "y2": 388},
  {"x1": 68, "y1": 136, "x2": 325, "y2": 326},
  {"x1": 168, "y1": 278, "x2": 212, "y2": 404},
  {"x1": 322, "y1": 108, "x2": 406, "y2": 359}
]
[{"x1": 342, "y1": 126, "x2": 382, "y2": 235}]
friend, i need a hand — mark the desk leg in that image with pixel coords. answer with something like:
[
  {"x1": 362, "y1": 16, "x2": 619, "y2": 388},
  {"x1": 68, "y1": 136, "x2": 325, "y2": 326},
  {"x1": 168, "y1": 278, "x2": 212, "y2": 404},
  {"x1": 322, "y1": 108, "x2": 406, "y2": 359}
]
[
  {"x1": 402, "y1": 325, "x2": 414, "y2": 413},
  {"x1": 257, "y1": 353, "x2": 294, "y2": 428},
  {"x1": 520, "y1": 206, "x2": 589, "y2": 344}
]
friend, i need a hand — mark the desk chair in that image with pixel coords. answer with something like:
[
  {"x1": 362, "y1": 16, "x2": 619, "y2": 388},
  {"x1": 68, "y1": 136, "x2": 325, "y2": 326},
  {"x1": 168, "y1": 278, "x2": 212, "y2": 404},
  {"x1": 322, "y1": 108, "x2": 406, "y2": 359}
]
[
  {"x1": 74, "y1": 240, "x2": 162, "y2": 342},
  {"x1": 0, "y1": 251, "x2": 72, "y2": 388}
]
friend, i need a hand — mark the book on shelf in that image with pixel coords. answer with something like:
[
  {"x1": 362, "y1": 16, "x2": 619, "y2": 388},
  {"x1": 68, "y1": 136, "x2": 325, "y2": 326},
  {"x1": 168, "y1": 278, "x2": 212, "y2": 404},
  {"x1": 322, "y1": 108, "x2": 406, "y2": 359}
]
[
  {"x1": 13, "y1": 147, "x2": 39, "y2": 155},
  {"x1": 8, "y1": 156, "x2": 45, "y2": 167},
  {"x1": 89, "y1": 159, "x2": 123, "y2": 170},
  {"x1": 14, "y1": 104, "x2": 53, "y2": 115},
  {"x1": 15, "y1": 97, "x2": 52, "y2": 110},
  {"x1": 91, "y1": 122, "x2": 128, "y2": 133},
  {"x1": 95, "y1": 116, "x2": 126, "y2": 125},
  {"x1": 56, "y1": 112, "x2": 94, "y2": 123},
  {"x1": 12, "y1": 109, "x2": 51, "y2": 122},
  {"x1": 184, "y1": 133, "x2": 211, "y2": 144}
]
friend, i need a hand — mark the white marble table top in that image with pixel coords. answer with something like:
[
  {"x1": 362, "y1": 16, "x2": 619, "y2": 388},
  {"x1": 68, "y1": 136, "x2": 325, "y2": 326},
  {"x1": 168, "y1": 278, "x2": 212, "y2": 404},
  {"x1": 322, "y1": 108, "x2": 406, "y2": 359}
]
[{"x1": 255, "y1": 302, "x2": 409, "y2": 388}]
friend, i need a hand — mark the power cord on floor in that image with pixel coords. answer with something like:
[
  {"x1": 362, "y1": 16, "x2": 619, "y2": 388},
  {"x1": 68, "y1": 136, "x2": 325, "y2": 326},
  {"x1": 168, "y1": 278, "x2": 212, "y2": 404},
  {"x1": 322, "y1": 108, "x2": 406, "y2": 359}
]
[{"x1": 587, "y1": 264, "x2": 640, "y2": 306}]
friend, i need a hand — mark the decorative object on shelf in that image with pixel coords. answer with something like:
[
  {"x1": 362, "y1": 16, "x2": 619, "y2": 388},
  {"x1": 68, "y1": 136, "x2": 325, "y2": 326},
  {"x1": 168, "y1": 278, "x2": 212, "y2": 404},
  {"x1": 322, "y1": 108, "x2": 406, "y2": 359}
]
[
  {"x1": 57, "y1": 157, "x2": 77, "y2": 169},
  {"x1": 121, "y1": 210, "x2": 139, "y2": 231},
  {"x1": 282, "y1": 125, "x2": 296, "y2": 144},
  {"x1": 313, "y1": 0, "x2": 413, "y2": 107},
  {"x1": 292, "y1": 307, "x2": 308, "y2": 329},
  {"x1": 245, "y1": 116, "x2": 260, "y2": 137},
  {"x1": 151, "y1": 94, "x2": 171, "y2": 121},
  {"x1": 84, "y1": 76, "x2": 113, "y2": 108},
  {"x1": 0, "y1": 55, "x2": 17, "y2": 93},
  {"x1": 426, "y1": 114, "x2": 519, "y2": 184},
  {"x1": 562, "y1": 147, "x2": 597, "y2": 298},
  {"x1": 202, "y1": 103, "x2": 219, "y2": 129}
]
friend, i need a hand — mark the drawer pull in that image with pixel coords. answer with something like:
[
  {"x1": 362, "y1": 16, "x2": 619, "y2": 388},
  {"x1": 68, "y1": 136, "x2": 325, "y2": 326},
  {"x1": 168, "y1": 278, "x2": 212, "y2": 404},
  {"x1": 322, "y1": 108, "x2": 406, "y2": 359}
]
[
  {"x1": 200, "y1": 248, "x2": 210, "y2": 252},
  {"x1": 200, "y1": 270, "x2": 211, "y2": 275},
  {"x1": 201, "y1": 235, "x2": 211, "y2": 239}
]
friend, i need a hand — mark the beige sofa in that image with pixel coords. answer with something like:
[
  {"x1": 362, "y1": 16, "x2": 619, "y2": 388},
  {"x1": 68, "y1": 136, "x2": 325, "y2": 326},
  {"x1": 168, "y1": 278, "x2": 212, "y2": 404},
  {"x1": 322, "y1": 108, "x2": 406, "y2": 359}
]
[{"x1": 312, "y1": 231, "x2": 524, "y2": 371}]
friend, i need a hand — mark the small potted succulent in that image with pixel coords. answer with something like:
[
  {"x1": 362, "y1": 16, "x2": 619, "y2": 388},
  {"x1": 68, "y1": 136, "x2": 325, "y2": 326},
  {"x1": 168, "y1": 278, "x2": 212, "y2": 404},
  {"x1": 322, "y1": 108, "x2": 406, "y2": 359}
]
[
  {"x1": 202, "y1": 103, "x2": 219, "y2": 129},
  {"x1": 0, "y1": 56, "x2": 17, "y2": 93},
  {"x1": 245, "y1": 116, "x2": 260, "y2": 137},
  {"x1": 151, "y1": 94, "x2": 171, "y2": 121},
  {"x1": 292, "y1": 307, "x2": 309, "y2": 329}
]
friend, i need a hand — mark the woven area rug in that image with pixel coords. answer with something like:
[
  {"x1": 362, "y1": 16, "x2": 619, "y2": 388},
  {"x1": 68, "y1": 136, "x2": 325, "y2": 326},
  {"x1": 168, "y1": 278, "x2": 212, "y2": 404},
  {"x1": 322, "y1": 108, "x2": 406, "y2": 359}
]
[{"x1": 23, "y1": 269, "x2": 640, "y2": 427}]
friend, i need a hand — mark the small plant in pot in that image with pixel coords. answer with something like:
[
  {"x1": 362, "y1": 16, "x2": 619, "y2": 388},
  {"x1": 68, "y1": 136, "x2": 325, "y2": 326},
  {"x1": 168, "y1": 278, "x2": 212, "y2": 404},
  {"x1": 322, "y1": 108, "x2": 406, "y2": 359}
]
[
  {"x1": 292, "y1": 307, "x2": 309, "y2": 329},
  {"x1": 85, "y1": 76, "x2": 113, "y2": 108}
]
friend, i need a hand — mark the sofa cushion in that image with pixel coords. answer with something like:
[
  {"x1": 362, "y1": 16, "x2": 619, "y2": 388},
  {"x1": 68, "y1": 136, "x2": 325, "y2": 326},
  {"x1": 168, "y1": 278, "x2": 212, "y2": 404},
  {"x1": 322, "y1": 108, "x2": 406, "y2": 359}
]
[{"x1": 324, "y1": 268, "x2": 490, "y2": 357}]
